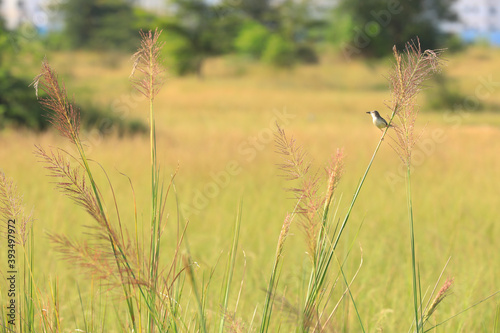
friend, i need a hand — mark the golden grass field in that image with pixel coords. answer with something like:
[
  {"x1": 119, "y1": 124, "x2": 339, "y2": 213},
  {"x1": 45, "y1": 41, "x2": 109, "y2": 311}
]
[{"x1": 1, "y1": 46, "x2": 500, "y2": 331}]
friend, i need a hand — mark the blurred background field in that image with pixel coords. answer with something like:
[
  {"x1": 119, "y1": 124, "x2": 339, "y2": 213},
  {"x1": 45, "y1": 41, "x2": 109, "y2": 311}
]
[
  {"x1": 1, "y1": 46, "x2": 499, "y2": 331},
  {"x1": 1, "y1": 0, "x2": 500, "y2": 331}
]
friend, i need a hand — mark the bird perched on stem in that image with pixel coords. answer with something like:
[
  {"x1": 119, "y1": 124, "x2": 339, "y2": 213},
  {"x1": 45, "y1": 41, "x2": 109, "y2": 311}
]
[{"x1": 366, "y1": 110, "x2": 391, "y2": 130}]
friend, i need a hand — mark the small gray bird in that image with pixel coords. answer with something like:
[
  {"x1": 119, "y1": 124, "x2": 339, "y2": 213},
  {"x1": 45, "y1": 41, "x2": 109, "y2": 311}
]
[{"x1": 366, "y1": 110, "x2": 390, "y2": 129}]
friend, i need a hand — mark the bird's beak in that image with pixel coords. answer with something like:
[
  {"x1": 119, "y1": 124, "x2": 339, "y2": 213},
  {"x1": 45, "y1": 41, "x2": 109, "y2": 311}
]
[{"x1": 366, "y1": 111, "x2": 371, "y2": 114}]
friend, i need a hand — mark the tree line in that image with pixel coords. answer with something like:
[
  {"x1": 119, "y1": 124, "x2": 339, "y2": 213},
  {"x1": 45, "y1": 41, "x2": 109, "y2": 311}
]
[
  {"x1": 54, "y1": 0, "x2": 456, "y2": 74},
  {"x1": 0, "y1": 0, "x2": 458, "y2": 131}
]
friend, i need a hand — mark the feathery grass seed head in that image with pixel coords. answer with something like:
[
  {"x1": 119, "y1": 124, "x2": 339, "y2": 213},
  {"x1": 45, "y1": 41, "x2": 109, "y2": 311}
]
[
  {"x1": 31, "y1": 60, "x2": 81, "y2": 144},
  {"x1": 130, "y1": 28, "x2": 166, "y2": 100},
  {"x1": 325, "y1": 148, "x2": 344, "y2": 204},
  {"x1": 387, "y1": 39, "x2": 444, "y2": 165},
  {"x1": 276, "y1": 213, "x2": 293, "y2": 261},
  {"x1": 274, "y1": 123, "x2": 310, "y2": 180},
  {"x1": 274, "y1": 125, "x2": 345, "y2": 260},
  {"x1": 423, "y1": 277, "x2": 454, "y2": 322},
  {"x1": 0, "y1": 172, "x2": 34, "y2": 245}
]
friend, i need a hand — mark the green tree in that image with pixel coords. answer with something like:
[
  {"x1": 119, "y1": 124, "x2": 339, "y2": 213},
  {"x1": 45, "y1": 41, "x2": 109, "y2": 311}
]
[
  {"x1": 237, "y1": 0, "x2": 275, "y2": 23},
  {"x1": 57, "y1": 0, "x2": 138, "y2": 50},
  {"x1": 0, "y1": 21, "x2": 48, "y2": 130},
  {"x1": 235, "y1": 0, "x2": 320, "y2": 43},
  {"x1": 275, "y1": 0, "x2": 322, "y2": 64},
  {"x1": 157, "y1": 0, "x2": 243, "y2": 76},
  {"x1": 324, "y1": 10, "x2": 354, "y2": 48},
  {"x1": 0, "y1": 22, "x2": 145, "y2": 133},
  {"x1": 337, "y1": 0, "x2": 456, "y2": 58},
  {"x1": 234, "y1": 21, "x2": 271, "y2": 58},
  {"x1": 261, "y1": 34, "x2": 295, "y2": 67},
  {"x1": 235, "y1": 0, "x2": 320, "y2": 65},
  {"x1": 0, "y1": 70, "x2": 48, "y2": 131}
]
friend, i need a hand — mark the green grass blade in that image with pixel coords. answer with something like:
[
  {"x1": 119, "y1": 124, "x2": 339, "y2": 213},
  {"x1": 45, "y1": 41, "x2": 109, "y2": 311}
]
[{"x1": 219, "y1": 200, "x2": 242, "y2": 333}]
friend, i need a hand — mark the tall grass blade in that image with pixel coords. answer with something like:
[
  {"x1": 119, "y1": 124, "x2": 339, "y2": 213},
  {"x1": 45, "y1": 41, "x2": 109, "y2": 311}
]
[
  {"x1": 335, "y1": 252, "x2": 365, "y2": 333},
  {"x1": 260, "y1": 213, "x2": 294, "y2": 332},
  {"x1": 218, "y1": 200, "x2": 242, "y2": 333},
  {"x1": 406, "y1": 168, "x2": 420, "y2": 332},
  {"x1": 185, "y1": 255, "x2": 208, "y2": 333}
]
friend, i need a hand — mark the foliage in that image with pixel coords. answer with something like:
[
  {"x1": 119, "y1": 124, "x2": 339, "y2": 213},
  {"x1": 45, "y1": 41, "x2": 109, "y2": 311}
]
[
  {"x1": 149, "y1": 0, "x2": 244, "y2": 76},
  {"x1": 425, "y1": 72, "x2": 476, "y2": 111},
  {"x1": 235, "y1": 18, "x2": 313, "y2": 67},
  {"x1": 0, "y1": 69, "x2": 48, "y2": 131},
  {"x1": 47, "y1": 0, "x2": 464, "y2": 66},
  {"x1": 80, "y1": 103, "x2": 148, "y2": 136},
  {"x1": 238, "y1": 0, "x2": 320, "y2": 65},
  {"x1": 0, "y1": 20, "x2": 144, "y2": 134},
  {"x1": 337, "y1": 0, "x2": 457, "y2": 58},
  {"x1": 234, "y1": 21, "x2": 271, "y2": 58},
  {"x1": 442, "y1": 34, "x2": 467, "y2": 53},
  {"x1": 295, "y1": 44, "x2": 319, "y2": 64},
  {"x1": 236, "y1": 0, "x2": 275, "y2": 23},
  {"x1": 57, "y1": 0, "x2": 138, "y2": 51},
  {"x1": 261, "y1": 34, "x2": 295, "y2": 67},
  {"x1": 160, "y1": 30, "x2": 201, "y2": 76},
  {"x1": 0, "y1": 24, "x2": 46, "y2": 131},
  {"x1": 0, "y1": 66, "x2": 145, "y2": 134},
  {"x1": 324, "y1": 10, "x2": 355, "y2": 48},
  {"x1": 163, "y1": 0, "x2": 320, "y2": 72},
  {"x1": 0, "y1": 86, "x2": 147, "y2": 134}
]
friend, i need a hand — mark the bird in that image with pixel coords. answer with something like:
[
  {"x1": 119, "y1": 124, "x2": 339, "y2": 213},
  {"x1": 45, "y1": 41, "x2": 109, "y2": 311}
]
[{"x1": 366, "y1": 110, "x2": 391, "y2": 130}]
